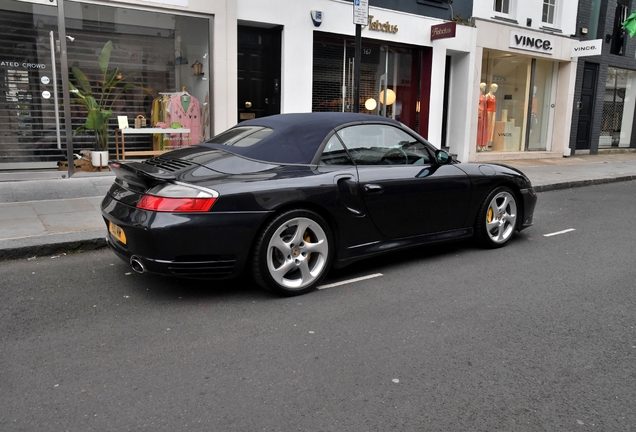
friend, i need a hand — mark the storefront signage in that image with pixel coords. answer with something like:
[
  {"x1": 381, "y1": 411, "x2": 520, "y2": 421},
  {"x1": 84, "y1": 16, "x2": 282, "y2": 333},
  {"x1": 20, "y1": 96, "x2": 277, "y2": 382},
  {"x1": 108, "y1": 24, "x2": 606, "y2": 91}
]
[
  {"x1": 571, "y1": 39, "x2": 602, "y2": 57},
  {"x1": 430, "y1": 22, "x2": 456, "y2": 41},
  {"x1": 0, "y1": 61, "x2": 46, "y2": 69},
  {"x1": 353, "y1": 0, "x2": 369, "y2": 25},
  {"x1": 509, "y1": 31, "x2": 554, "y2": 55},
  {"x1": 364, "y1": 16, "x2": 398, "y2": 34}
]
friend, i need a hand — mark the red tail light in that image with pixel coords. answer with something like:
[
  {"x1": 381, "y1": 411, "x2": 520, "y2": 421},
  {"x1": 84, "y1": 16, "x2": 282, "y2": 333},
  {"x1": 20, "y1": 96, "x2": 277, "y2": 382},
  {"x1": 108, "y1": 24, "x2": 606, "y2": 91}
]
[
  {"x1": 137, "y1": 195, "x2": 216, "y2": 212},
  {"x1": 136, "y1": 183, "x2": 218, "y2": 213}
]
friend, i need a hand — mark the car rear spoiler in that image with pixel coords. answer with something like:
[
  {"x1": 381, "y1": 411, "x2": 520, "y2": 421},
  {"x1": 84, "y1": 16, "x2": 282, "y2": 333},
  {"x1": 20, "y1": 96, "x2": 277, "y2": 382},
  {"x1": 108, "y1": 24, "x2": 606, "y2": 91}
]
[{"x1": 108, "y1": 160, "x2": 176, "y2": 188}]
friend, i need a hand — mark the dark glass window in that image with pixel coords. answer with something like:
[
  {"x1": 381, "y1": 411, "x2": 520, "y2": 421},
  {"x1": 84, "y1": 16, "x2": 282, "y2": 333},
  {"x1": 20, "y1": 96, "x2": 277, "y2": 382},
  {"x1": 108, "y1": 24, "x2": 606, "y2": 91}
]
[
  {"x1": 494, "y1": 0, "x2": 510, "y2": 14},
  {"x1": 336, "y1": 124, "x2": 430, "y2": 165},
  {"x1": 610, "y1": 2, "x2": 629, "y2": 56},
  {"x1": 319, "y1": 135, "x2": 353, "y2": 165}
]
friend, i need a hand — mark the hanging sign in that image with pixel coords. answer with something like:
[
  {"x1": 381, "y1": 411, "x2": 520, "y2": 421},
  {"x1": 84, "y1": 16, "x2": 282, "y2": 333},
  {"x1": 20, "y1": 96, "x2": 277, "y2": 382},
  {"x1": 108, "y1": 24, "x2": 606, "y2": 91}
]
[
  {"x1": 571, "y1": 39, "x2": 602, "y2": 57},
  {"x1": 431, "y1": 22, "x2": 456, "y2": 41},
  {"x1": 353, "y1": 0, "x2": 369, "y2": 25}
]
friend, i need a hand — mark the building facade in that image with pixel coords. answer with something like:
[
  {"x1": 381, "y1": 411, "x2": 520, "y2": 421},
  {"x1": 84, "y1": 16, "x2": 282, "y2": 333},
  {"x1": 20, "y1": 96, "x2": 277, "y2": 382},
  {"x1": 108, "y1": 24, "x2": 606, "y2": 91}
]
[
  {"x1": 0, "y1": 0, "x2": 594, "y2": 173},
  {"x1": 237, "y1": 0, "x2": 478, "y2": 159},
  {"x1": 470, "y1": 0, "x2": 579, "y2": 163},
  {"x1": 570, "y1": 0, "x2": 636, "y2": 154}
]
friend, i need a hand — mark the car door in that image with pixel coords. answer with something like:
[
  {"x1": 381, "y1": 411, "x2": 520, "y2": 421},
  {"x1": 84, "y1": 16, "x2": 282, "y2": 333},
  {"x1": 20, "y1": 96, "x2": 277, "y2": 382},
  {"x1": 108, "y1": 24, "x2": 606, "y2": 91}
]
[{"x1": 336, "y1": 123, "x2": 471, "y2": 239}]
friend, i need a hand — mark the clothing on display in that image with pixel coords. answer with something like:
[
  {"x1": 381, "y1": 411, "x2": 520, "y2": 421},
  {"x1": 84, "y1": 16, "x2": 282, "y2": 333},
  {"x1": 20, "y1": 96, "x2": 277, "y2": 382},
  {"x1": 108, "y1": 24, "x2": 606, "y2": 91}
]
[
  {"x1": 150, "y1": 89, "x2": 202, "y2": 149},
  {"x1": 166, "y1": 90, "x2": 202, "y2": 147},
  {"x1": 486, "y1": 83, "x2": 498, "y2": 143},
  {"x1": 477, "y1": 82, "x2": 488, "y2": 151}
]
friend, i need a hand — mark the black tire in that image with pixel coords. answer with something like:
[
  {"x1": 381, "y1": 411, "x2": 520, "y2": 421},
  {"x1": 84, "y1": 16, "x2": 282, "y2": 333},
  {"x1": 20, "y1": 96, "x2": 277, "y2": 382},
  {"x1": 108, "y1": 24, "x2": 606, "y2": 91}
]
[
  {"x1": 252, "y1": 209, "x2": 333, "y2": 296},
  {"x1": 474, "y1": 186, "x2": 519, "y2": 248}
]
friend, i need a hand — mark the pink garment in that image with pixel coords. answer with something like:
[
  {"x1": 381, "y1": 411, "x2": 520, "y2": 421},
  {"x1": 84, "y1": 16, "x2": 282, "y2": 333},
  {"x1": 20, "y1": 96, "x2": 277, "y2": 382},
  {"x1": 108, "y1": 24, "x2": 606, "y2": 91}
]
[
  {"x1": 477, "y1": 94, "x2": 488, "y2": 148},
  {"x1": 166, "y1": 93, "x2": 202, "y2": 148}
]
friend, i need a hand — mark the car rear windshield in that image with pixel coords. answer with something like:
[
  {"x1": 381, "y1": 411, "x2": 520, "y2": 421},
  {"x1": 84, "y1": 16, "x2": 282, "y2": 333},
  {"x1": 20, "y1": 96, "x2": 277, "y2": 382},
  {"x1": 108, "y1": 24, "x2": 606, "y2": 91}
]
[{"x1": 208, "y1": 126, "x2": 273, "y2": 147}]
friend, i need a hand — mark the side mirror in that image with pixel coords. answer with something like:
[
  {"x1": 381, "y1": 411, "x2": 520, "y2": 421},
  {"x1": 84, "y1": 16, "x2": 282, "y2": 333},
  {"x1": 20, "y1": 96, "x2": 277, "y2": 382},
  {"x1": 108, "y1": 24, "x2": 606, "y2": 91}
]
[{"x1": 435, "y1": 149, "x2": 451, "y2": 165}]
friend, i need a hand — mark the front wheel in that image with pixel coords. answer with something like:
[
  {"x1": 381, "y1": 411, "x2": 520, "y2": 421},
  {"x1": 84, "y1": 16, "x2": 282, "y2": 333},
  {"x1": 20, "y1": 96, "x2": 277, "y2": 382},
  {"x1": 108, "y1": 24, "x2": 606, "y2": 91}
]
[
  {"x1": 252, "y1": 209, "x2": 333, "y2": 296},
  {"x1": 475, "y1": 187, "x2": 518, "y2": 248}
]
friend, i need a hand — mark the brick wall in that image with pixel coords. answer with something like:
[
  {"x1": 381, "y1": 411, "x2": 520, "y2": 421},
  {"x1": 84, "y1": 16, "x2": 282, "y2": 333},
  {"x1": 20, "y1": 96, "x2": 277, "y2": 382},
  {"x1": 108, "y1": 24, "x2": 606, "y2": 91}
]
[{"x1": 571, "y1": 0, "x2": 636, "y2": 153}]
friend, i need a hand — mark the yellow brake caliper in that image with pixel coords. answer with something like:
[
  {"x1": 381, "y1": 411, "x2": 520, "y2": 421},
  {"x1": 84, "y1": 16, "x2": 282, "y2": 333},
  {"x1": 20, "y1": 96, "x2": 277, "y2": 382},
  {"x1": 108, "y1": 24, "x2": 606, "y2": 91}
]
[
  {"x1": 487, "y1": 207, "x2": 494, "y2": 224},
  {"x1": 304, "y1": 231, "x2": 312, "y2": 261}
]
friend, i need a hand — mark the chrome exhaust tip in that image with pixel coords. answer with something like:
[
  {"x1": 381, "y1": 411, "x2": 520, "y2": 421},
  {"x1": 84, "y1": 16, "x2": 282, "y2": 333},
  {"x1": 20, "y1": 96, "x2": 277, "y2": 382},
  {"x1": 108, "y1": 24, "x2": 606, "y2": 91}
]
[{"x1": 130, "y1": 256, "x2": 145, "y2": 274}]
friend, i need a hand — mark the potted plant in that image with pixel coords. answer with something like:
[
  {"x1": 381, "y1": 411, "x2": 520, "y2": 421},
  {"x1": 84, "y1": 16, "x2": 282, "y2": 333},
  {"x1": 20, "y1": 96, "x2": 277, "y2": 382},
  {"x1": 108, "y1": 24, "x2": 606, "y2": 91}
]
[{"x1": 69, "y1": 40, "x2": 134, "y2": 167}]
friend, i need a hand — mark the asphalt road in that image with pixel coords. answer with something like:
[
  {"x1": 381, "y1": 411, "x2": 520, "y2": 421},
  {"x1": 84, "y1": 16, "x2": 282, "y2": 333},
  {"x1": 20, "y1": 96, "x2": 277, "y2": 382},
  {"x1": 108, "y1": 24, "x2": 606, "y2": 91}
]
[{"x1": 1, "y1": 181, "x2": 635, "y2": 431}]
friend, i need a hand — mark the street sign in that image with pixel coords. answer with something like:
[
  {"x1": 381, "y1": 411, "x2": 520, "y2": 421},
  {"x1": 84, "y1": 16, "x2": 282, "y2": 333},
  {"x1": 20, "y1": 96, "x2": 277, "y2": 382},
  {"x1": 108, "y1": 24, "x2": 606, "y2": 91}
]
[{"x1": 353, "y1": 0, "x2": 369, "y2": 25}]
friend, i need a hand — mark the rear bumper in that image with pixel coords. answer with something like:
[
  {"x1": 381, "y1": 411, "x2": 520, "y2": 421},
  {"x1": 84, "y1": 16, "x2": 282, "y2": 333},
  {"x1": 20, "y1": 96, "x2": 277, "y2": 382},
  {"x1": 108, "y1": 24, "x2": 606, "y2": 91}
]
[
  {"x1": 519, "y1": 187, "x2": 537, "y2": 229},
  {"x1": 102, "y1": 194, "x2": 271, "y2": 278}
]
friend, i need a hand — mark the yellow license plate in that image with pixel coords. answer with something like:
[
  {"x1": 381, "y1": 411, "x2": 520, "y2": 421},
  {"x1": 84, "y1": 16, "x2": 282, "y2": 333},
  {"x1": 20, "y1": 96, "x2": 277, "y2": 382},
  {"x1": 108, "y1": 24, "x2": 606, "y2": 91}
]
[{"x1": 109, "y1": 221, "x2": 127, "y2": 245}]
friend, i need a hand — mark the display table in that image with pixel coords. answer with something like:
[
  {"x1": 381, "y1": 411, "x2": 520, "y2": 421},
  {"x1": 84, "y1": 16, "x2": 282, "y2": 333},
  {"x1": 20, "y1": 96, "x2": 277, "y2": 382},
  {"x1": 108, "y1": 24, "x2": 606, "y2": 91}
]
[{"x1": 115, "y1": 127, "x2": 191, "y2": 160}]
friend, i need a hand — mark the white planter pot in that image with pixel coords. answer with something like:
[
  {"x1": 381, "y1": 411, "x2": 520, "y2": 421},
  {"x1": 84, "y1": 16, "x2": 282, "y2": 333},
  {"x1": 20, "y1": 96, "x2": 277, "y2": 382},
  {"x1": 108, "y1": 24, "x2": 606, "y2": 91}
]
[{"x1": 91, "y1": 150, "x2": 109, "y2": 167}]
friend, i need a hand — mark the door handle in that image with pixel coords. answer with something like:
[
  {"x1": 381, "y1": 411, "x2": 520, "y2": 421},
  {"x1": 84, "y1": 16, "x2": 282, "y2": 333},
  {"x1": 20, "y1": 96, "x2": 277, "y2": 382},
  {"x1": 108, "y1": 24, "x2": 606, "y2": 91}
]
[
  {"x1": 576, "y1": 101, "x2": 583, "y2": 110},
  {"x1": 364, "y1": 184, "x2": 384, "y2": 194}
]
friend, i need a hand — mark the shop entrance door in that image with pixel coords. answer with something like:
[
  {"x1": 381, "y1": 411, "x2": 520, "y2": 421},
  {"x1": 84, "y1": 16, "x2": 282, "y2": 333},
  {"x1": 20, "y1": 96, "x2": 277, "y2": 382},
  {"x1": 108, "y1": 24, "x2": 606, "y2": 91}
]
[
  {"x1": 576, "y1": 63, "x2": 598, "y2": 150},
  {"x1": 237, "y1": 26, "x2": 281, "y2": 123}
]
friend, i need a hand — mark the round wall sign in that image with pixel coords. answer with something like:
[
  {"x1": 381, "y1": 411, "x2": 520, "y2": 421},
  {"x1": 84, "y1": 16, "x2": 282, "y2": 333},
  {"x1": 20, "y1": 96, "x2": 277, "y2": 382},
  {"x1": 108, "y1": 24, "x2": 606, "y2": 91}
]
[
  {"x1": 41, "y1": 76, "x2": 50, "y2": 85},
  {"x1": 42, "y1": 91, "x2": 51, "y2": 99}
]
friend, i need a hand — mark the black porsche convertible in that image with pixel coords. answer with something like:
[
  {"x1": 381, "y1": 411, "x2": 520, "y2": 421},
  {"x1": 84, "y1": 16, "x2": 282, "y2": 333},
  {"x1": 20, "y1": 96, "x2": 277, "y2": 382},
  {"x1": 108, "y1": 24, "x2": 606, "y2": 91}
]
[{"x1": 102, "y1": 112, "x2": 537, "y2": 296}]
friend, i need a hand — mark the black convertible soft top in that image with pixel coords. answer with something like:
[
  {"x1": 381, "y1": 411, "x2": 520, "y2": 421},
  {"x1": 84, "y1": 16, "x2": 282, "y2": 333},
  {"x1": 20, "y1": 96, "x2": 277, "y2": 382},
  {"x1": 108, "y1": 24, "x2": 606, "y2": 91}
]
[{"x1": 198, "y1": 112, "x2": 401, "y2": 164}]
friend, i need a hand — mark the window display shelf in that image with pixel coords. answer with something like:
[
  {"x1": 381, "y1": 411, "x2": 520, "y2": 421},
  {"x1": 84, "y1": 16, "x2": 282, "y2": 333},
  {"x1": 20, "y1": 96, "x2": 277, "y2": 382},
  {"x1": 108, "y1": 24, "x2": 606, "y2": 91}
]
[{"x1": 115, "y1": 128, "x2": 191, "y2": 160}]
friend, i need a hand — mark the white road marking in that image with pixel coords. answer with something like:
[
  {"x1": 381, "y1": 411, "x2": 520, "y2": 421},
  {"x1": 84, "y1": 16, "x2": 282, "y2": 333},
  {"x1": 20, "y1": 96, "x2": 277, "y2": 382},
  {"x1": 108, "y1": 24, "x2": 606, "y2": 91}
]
[
  {"x1": 318, "y1": 273, "x2": 383, "y2": 290},
  {"x1": 544, "y1": 228, "x2": 576, "y2": 237}
]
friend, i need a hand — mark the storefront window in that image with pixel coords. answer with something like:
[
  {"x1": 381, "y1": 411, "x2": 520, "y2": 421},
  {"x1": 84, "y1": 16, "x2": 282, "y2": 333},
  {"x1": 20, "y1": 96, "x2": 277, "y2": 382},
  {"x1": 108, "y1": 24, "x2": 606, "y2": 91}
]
[
  {"x1": 478, "y1": 49, "x2": 554, "y2": 153},
  {"x1": 0, "y1": 0, "x2": 59, "y2": 164},
  {"x1": 600, "y1": 67, "x2": 636, "y2": 148},
  {"x1": 312, "y1": 33, "x2": 424, "y2": 134},
  {"x1": 64, "y1": 1, "x2": 211, "y2": 155},
  {"x1": 0, "y1": 0, "x2": 212, "y2": 168},
  {"x1": 528, "y1": 59, "x2": 553, "y2": 150}
]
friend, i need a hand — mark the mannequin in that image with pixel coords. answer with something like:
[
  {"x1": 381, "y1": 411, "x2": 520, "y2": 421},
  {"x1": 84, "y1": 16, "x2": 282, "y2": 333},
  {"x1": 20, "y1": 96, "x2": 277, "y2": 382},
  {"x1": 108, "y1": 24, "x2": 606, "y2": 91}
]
[
  {"x1": 477, "y1": 83, "x2": 488, "y2": 151},
  {"x1": 486, "y1": 83, "x2": 498, "y2": 144}
]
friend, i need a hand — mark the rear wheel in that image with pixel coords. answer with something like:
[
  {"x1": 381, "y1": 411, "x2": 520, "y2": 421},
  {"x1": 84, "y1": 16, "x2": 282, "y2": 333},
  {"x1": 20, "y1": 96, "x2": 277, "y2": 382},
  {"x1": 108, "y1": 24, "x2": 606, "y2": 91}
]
[
  {"x1": 253, "y1": 209, "x2": 332, "y2": 296},
  {"x1": 475, "y1": 187, "x2": 518, "y2": 248}
]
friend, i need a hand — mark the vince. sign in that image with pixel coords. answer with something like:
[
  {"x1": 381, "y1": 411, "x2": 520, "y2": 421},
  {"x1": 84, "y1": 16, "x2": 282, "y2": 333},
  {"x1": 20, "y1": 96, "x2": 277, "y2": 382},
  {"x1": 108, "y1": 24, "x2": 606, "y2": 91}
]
[
  {"x1": 509, "y1": 31, "x2": 554, "y2": 55},
  {"x1": 571, "y1": 39, "x2": 602, "y2": 58}
]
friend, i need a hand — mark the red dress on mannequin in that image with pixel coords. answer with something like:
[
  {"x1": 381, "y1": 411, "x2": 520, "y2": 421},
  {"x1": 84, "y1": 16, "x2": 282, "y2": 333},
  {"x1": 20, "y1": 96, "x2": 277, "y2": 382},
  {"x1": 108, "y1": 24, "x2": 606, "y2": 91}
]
[{"x1": 477, "y1": 94, "x2": 488, "y2": 149}]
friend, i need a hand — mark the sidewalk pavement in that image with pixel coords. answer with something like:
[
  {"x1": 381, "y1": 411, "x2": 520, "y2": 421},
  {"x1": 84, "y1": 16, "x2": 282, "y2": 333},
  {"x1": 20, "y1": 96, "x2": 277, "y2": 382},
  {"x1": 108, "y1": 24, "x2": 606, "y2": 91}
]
[{"x1": 1, "y1": 152, "x2": 635, "y2": 261}]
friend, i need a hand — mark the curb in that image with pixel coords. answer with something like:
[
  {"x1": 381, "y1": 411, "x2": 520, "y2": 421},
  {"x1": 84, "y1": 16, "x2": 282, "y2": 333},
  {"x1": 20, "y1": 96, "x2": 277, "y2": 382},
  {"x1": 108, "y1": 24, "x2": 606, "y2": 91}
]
[
  {"x1": 534, "y1": 175, "x2": 636, "y2": 192},
  {"x1": 0, "y1": 231, "x2": 107, "y2": 261}
]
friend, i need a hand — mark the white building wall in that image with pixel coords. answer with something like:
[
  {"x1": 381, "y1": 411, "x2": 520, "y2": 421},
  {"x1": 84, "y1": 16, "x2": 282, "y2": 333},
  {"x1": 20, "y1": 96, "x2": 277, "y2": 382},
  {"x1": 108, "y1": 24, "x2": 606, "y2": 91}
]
[
  {"x1": 239, "y1": 0, "x2": 477, "y2": 151},
  {"x1": 472, "y1": 0, "x2": 578, "y2": 35}
]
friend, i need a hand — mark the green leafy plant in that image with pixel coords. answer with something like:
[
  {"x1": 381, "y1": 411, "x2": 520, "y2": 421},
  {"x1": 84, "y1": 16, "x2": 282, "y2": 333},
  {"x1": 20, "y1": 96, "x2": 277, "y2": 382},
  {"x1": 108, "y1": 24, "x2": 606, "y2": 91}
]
[{"x1": 69, "y1": 41, "x2": 134, "y2": 151}]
